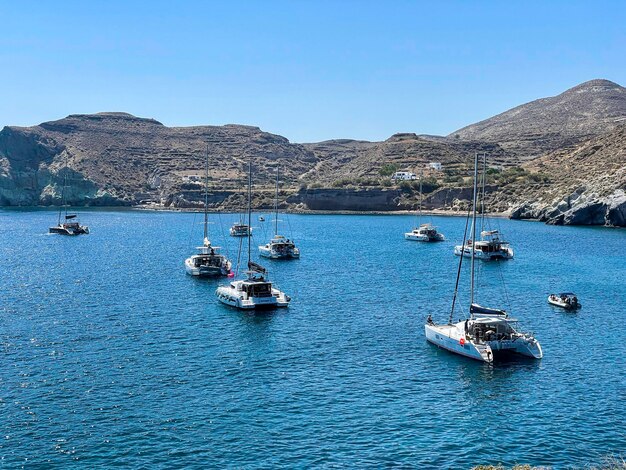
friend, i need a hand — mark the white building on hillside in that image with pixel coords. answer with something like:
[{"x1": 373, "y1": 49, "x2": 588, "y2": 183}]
[
  {"x1": 392, "y1": 171, "x2": 417, "y2": 181},
  {"x1": 428, "y1": 162, "x2": 443, "y2": 171}
]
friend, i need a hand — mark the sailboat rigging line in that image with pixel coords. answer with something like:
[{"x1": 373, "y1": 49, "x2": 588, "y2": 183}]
[
  {"x1": 448, "y1": 199, "x2": 473, "y2": 324},
  {"x1": 469, "y1": 152, "x2": 479, "y2": 308},
  {"x1": 203, "y1": 144, "x2": 209, "y2": 241},
  {"x1": 274, "y1": 166, "x2": 279, "y2": 236},
  {"x1": 216, "y1": 211, "x2": 230, "y2": 260},
  {"x1": 496, "y1": 258, "x2": 513, "y2": 312},
  {"x1": 247, "y1": 160, "x2": 252, "y2": 268},
  {"x1": 235, "y1": 231, "x2": 244, "y2": 277},
  {"x1": 188, "y1": 211, "x2": 197, "y2": 248},
  {"x1": 480, "y1": 152, "x2": 487, "y2": 235}
]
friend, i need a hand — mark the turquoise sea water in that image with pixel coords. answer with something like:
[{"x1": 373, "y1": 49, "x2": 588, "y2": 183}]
[{"x1": 1, "y1": 209, "x2": 625, "y2": 468}]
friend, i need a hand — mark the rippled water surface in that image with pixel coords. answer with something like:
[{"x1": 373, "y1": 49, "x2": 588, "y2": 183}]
[{"x1": 1, "y1": 209, "x2": 625, "y2": 468}]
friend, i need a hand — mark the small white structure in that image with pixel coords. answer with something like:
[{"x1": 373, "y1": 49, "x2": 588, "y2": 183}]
[
  {"x1": 428, "y1": 162, "x2": 442, "y2": 171},
  {"x1": 392, "y1": 171, "x2": 417, "y2": 180},
  {"x1": 182, "y1": 175, "x2": 202, "y2": 183}
]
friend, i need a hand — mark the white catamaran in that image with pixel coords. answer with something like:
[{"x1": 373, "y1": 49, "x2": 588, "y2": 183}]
[
  {"x1": 258, "y1": 167, "x2": 300, "y2": 259},
  {"x1": 405, "y1": 171, "x2": 445, "y2": 242},
  {"x1": 453, "y1": 154, "x2": 513, "y2": 260},
  {"x1": 184, "y1": 147, "x2": 232, "y2": 277},
  {"x1": 49, "y1": 160, "x2": 89, "y2": 236},
  {"x1": 216, "y1": 162, "x2": 291, "y2": 310},
  {"x1": 425, "y1": 153, "x2": 542, "y2": 363}
]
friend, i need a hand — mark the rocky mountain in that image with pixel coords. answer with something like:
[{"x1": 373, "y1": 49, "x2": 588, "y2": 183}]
[
  {"x1": 0, "y1": 114, "x2": 510, "y2": 208},
  {"x1": 0, "y1": 112, "x2": 316, "y2": 207},
  {"x1": 301, "y1": 133, "x2": 512, "y2": 185},
  {"x1": 506, "y1": 124, "x2": 626, "y2": 226},
  {"x1": 449, "y1": 79, "x2": 626, "y2": 159},
  {"x1": 1, "y1": 79, "x2": 625, "y2": 226}
]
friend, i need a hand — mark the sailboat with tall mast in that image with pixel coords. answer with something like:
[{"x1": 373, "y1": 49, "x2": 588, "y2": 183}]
[
  {"x1": 454, "y1": 154, "x2": 513, "y2": 260},
  {"x1": 185, "y1": 146, "x2": 232, "y2": 277},
  {"x1": 216, "y1": 161, "x2": 291, "y2": 309},
  {"x1": 230, "y1": 169, "x2": 252, "y2": 237},
  {"x1": 424, "y1": 153, "x2": 542, "y2": 363},
  {"x1": 404, "y1": 171, "x2": 444, "y2": 242},
  {"x1": 49, "y1": 158, "x2": 89, "y2": 235},
  {"x1": 258, "y1": 167, "x2": 300, "y2": 259}
]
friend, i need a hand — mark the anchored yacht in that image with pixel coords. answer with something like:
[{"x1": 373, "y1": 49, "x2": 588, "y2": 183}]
[
  {"x1": 259, "y1": 167, "x2": 300, "y2": 259},
  {"x1": 50, "y1": 215, "x2": 89, "y2": 235},
  {"x1": 425, "y1": 153, "x2": 542, "y2": 363},
  {"x1": 184, "y1": 145, "x2": 232, "y2": 277},
  {"x1": 454, "y1": 230, "x2": 514, "y2": 260},
  {"x1": 216, "y1": 262, "x2": 290, "y2": 309},
  {"x1": 49, "y1": 162, "x2": 89, "y2": 235},
  {"x1": 216, "y1": 161, "x2": 291, "y2": 310},
  {"x1": 185, "y1": 238, "x2": 232, "y2": 277},
  {"x1": 230, "y1": 222, "x2": 252, "y2": 237},
  {"x1": 405, "y1": 171, "x2": 444, "y2": 242},
  {"x1": 405, "y1": 223, "x2": 445, "y2": 242}
]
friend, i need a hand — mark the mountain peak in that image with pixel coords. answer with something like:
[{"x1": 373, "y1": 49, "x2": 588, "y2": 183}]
[
  {"x1": 564, "y1": 79, "x2": 625, "y2": 94},
  {"x1": 449, "y1": 79, "x2": 626, "y2": 158}
]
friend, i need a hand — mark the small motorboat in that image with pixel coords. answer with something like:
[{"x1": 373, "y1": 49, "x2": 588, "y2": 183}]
[
  {"x1": 259, "y1": 216, "x2": 265, "y2": 222},
  {"x1": 548, "y1": 293, "x2": 581, "y2": 310}
]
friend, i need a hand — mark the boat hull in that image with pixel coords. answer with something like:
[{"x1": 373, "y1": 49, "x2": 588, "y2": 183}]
[
  {"x1": 425, "y1": 321, "x2": 542, "y2": 362},
  {"x1": 405, "y1": 233, "x2": 444, "y2": 242},
  {"x1": 49, "y1": 225, "x2": 89, "y2": 235},
  {"x1": 454, "y1": 246, "x2": 514, "y2": 260},
  {"x1": 548, "y1": 297, "x2": 581, "y2": 310},
  {"x1": 425, "y1": 323, "x2": 493, "y2": 362},
  {"x1": 184, "y1": 258, "x2": 230, "y2": 277},
  {"x1": 258, "y1": 246, "x2": 300, "y2": 259},
  {"x1": 215, "y1": 286, "x2": 290, "y2": 310}
]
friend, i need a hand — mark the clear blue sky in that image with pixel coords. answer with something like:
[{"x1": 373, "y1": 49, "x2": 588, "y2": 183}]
[{"x1": 1, "y1": 0, "x2": 624, "y2": 142}]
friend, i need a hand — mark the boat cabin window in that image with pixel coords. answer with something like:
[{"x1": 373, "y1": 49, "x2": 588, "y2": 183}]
[{"x1": 244, "y1": 283, "x2": 272, "y2": 297}]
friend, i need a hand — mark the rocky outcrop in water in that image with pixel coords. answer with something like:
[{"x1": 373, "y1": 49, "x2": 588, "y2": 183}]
[
  {"x1": 511, "y1": 190, "x2": 626, "y2": 226},
  {"x1": 503, "y1": 123, "x2": 626, "y2": 226}
]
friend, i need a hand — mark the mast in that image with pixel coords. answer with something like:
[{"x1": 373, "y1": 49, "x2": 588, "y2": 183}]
[
  {"x1": 247, "y1": 160, "x2": 252, "y2": 267},
  {"x1": 274, "y1": 166, "x2": 279, "y2": 236},
  {"x1": 203, "y1": 144, "x2": 209, "y2": 242},
  {"x1": 470, "y1": 152, "x2": 479, "y2": 308},
  {"x1": 58, "y1": 156, "x2": 68, "y2": 225},
  {"x1": 418, "y1": 169, "x2": 423, "y2": 226},
  {"x1": 58, "y1": 170, "x2": 65, "y2": 225},
  {"x1": 480, "y1": 152, "x2": 487, "y2": 235}
]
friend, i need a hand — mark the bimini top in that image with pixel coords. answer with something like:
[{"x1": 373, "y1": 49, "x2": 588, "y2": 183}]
[
  {"x1": 470, "y1": 303, "x2": 507, "y2": 316},
  {"x1": 481, "y1": 230, "x2": 500, "y2": 237},
  {"x1": 248, "y1": 261, "x2": 267, "y2": 275}
]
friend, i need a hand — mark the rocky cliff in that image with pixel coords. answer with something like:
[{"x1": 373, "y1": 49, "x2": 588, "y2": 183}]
[
  {"x1": 0, "y1": 112, "x2": 316, "y2": 206},
  {"x1": 506, "y1": 125, "x2": 626, "y2": 226}
]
